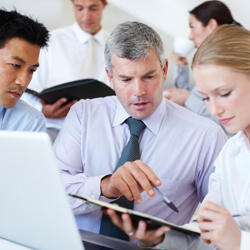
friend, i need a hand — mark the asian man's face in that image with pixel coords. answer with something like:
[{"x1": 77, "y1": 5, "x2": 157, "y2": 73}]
[{"x1": 0, "y1": 37, "x2": 40, "y2": 109}]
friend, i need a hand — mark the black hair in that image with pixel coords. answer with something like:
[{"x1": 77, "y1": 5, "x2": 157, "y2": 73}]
[
  {"x1": 0, "y1": 9, "x2": 50, "y2": 49},
  {"x1": 190, "y1": 0, "x2": 242, "y2": 27}
]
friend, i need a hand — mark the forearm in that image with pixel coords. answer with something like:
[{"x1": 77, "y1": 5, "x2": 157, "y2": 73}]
[{"x1": 61, "y1": 171, "x2": 116, "y2": 215}]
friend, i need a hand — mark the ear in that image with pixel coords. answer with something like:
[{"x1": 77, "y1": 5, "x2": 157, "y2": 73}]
[
  {"x1": 103, "y1": 0, "x2": 108, "y2": 8},
  {"x1": 105, "y1": 67, "x2": 114, "y2": 89},
  {"x1": 163, "y1": 59, "x2": 168, "y2": 82},
  {"x1": 207, "y1": 19, "x2": 219, "y2": 32}
]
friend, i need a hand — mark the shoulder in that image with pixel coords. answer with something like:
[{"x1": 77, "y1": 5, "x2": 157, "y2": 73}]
[
  {"x1": 50, "y1": 24, "x2": 74, "y2": 37},
  {"x1": 215, "y1": 131, "x2": 245, "y2": 162},
  {"x1": 102, "y1": 28, "x2": 110, "y2": 40},
  {"x1": 10, "y1": 100, "x2": 46, "y2": 131},
  {"x1": 48, "y1": 24, "x2": 76, "y2": 45},
  {"x1": 73, "y1": 95, "x2": 117, "y2": 112},
  {"x1": 164, "y1": 98, "x2": 224, "y2": 136},
  {"x1": 71, "y1": 96, "x2": 117, "y2": 121}
]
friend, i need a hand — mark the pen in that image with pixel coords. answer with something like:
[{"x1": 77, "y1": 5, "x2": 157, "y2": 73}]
[
  {"x1": 151, "y1": 182, "x2": 179, "y2": 213},
  {"x1": 192, "y1": 212, "x2": 250, "y2": 222}
]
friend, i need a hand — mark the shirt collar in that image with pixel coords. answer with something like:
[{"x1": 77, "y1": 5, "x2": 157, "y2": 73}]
[
  {"x1": 235, "y1": 130, "x2": 250, "y2": 148},
  {"x1": 73, "y1": 22, "x2": 106, "y2": 46},
  {"x1": 113, "y1": 97, "x2": 166, "y2": 136}
]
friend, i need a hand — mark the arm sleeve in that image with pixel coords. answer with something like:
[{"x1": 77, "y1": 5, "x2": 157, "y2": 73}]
[
  {"x1": 31, "y1": 113, "x2": 46, "y2": 132},
  {"x1": 195, "y1": 128, "x2": 227, "y2": 201},
  {"x1": 173, "y1": 64, "x2": 190, "y2": 90},
  {"x1": 53, "y1": 103, "x2": 115, "y2": 215}
]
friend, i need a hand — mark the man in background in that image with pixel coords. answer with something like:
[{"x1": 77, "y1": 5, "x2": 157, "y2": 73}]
[
  {"x1": 0, "y1": 9, "x2": 49, "y2": 131},
  {"x1": 22, "y1": 0, "x2": 109, "y2": 141}
]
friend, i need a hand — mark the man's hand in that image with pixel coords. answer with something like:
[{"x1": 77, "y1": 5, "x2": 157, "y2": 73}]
[
  {"x1": 101, "y1": 160, "x2": 161, "y2": 204},
  {"x1": 198, "y1": 201, "x2": 241, "y2": 250},
  {"x1": 39, "y1": 98, "x2": 78, "y2": 118},
  {"x1": 171, "y1": 51, "x2": 187, "y2": 68},
  {"x1": 103, "y1": 208, "x2": 170, "y2": 246},
  {"x1": 164, "y1": 88, "x2": 191, "y2": 106}
]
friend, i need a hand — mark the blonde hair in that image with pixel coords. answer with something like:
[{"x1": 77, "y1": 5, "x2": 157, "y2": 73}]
[{"x1": 192, "y1": 24, "x2": 250, "y2": 73}]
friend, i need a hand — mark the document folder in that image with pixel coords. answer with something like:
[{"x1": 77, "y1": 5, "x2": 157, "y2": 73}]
[
  {"x1": 70, "y1": 194, "x2": 201, "y2": 237},
  {"x1": 25, "y1": 78, "x2": 115, "y2": 104}
]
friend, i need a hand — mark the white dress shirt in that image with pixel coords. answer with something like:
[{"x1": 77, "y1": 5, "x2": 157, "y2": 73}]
[
  {"x1": 53, "y1": 96, "x2": 227, "y2": 242},
  {"x1": 153, "y1": 131, "x2": 250, "y2": 250},
  {"x1": 22, "y1": 22, "x2": 110, "y2": 130},
  {"x1": 0, "y1": 100, "x2": 45, "y2": 132}
]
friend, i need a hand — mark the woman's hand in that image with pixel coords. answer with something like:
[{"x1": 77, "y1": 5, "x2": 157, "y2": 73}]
[
  {"x1": 198, "y1": 201, "x2": 241, "y2": 250},
  {"x1": 103, "y1": 208, "x2": 170, "y2": 246},
  {"x1": 171, "y1": 51, "x2": 187, "y2": 68}
]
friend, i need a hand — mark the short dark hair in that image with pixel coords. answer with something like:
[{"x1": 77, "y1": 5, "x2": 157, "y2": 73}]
[
  {"x1": 190, "y1": 0, "x2": 242, "y2": 27},
  {"x1": 0, "y1": 9, "x2": 50, "y2": 49}
]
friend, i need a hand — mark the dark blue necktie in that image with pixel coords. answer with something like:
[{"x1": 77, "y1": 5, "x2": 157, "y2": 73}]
[{"x1": 99, "y1": 117, "x2": 146, "y2": 241}]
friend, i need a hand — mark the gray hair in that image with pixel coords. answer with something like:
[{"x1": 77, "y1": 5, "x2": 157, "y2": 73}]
[{"x1": 105, "y1": 21, "x2": 165, "y2": 76}]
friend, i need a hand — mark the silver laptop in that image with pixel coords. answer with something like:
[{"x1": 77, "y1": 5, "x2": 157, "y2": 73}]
[
  {"x1": 0, "y1": 131, "x2": 84, "y2": 250},
  {"x1": 0, "y1": 131, "x2": 141, "y2": 250}
]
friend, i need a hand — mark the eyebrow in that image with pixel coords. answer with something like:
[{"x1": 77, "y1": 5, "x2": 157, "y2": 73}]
[
  {"x1": 12, "y1": 56, "x2": 39, "y2": 68},
  {"x1": 74, "y1": 4, "x2": 99, "y2": 8},
  {"x1": 118, "y1": 70, "x2": 156, "y2": 79}
]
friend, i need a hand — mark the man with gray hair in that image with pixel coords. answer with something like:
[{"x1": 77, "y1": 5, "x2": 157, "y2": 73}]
[{"x1": 54, "y1": 21, "x2": 227, "y2": 242}]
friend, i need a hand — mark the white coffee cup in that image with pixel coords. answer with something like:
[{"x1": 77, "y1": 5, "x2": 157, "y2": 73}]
[{"x1": 173, "y1": 36, "x2": 195, "y2": 58}]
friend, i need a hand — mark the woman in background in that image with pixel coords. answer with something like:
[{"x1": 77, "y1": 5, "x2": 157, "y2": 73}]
[
  {"x1": 105, "y1": 24, "x2": 250, "y2": 250},
  {"x1": 166, "y1": 0, "x2": 241, "y2": 137}
]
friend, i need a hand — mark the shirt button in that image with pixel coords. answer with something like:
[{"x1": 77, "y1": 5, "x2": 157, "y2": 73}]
[{"x1": 90, "y1": 195, "x2": 96, "y2": 199}]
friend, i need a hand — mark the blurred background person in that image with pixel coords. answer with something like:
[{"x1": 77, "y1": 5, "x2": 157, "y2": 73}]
[
  {"x1": 165, "y1": 0, "x2": 241, "y2": 137},
  {"x1": 22, "y1": 0, "x2": 109, "y2": 142}
]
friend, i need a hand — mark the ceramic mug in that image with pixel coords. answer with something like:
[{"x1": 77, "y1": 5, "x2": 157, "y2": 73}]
[{"x1": 173, "y1": 36, "x2": 195, "y2": 58}]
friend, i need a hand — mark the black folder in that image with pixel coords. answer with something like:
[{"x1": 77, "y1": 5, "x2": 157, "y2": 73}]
[
  {"x1": 69, "y1": 194, "x2": 200, "y2": 237},
  {"x1": 25, "y1": 78, "x2": 115, "y2": 104}
]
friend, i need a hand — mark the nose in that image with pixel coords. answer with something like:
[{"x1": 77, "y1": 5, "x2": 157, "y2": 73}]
[
  {"x1": 133, "y1": 80, "x2": 145, "y2": 97},
  {"x1": 189, "y1": 32, "x2": 193, "y2": 41},
  {"x1": 82, "y1": 8, "x2": 91, "y2": 20},
  {"x1": 15, "y1": 70, "x2": 29, "y2": 88},
  {"x1": 209, "y1": 100, "x2": 224, "y2": 117}
]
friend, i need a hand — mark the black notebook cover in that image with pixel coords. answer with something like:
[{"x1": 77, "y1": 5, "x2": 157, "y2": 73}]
[
  {"x1": 69, "y1": 194, "x2": 200, "y2": 237},
  {"x1": 25, "y1": 78, "x2": 115, "y2": 104}
]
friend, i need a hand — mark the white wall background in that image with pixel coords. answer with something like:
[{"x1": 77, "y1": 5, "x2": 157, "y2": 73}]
[{"x1": 1, "y1": 0, "x2": 249, "y2": 88}]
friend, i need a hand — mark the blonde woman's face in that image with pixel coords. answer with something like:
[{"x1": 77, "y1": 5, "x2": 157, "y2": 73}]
[
  {"x1": 194, "y1": 65, "x2": 250, "y2": 138},
  {"x1": 188, "y1": 14, "x2": 213, "y2": 48}
]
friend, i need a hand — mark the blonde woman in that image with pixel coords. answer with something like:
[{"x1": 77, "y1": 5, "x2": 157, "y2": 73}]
[{"x1": 105, "y1": 25, "x2": 250, "y2": 250}]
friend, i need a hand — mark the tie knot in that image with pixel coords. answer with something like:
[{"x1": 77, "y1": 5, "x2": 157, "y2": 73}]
[
  {"x1": 88, "y1": 37, "x2": 96, "y2": 45},
  {"x1": 126, "y1": 117, "x2": 146, "y2": 138}
]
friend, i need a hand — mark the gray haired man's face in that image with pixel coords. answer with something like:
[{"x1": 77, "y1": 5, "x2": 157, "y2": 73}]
[{"x1": 106, "y1": 49, "x2": 168, "y2": 120}]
